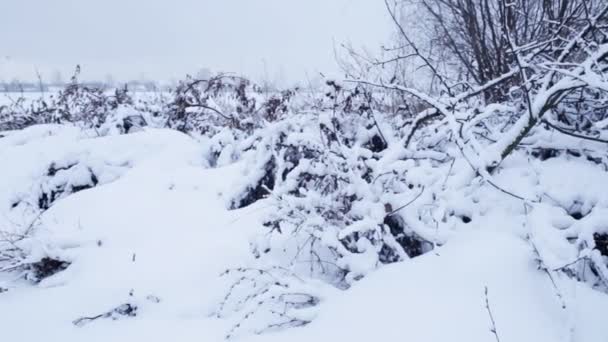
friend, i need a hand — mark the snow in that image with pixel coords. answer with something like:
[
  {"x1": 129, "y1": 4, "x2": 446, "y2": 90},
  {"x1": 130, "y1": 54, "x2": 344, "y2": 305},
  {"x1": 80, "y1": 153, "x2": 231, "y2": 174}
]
[
  {"x1": 0, "y1": 124, "x2": 607, "y2": 342},
  {"x1": 2, "y1": 2, "x2": 608, "y2": 340},
  {"x1": 243, "y1": 231, "x2": 608, "y2": 342},
  {"x1": 0, "y1": 126, "x2": 265, "y2": 341}
]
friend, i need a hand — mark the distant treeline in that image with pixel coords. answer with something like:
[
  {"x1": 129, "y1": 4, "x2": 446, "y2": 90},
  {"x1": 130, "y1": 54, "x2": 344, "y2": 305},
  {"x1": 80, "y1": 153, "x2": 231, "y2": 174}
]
[{"x1": 0, "y1": 80, "x2": 161, "y2": 93}]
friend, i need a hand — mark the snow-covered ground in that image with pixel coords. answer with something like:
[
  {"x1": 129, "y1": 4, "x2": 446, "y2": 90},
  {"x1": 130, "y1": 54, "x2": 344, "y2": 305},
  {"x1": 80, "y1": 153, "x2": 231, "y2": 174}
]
[
  {"x1": 0, "y1": 126, "x2": 263, "y2": 340},
  {"x1": 1, "y1": 125, "x2": 607, "y2": 342},
  {"x1": 247, "y1": 231, "x2": 608, "y2": 342}
]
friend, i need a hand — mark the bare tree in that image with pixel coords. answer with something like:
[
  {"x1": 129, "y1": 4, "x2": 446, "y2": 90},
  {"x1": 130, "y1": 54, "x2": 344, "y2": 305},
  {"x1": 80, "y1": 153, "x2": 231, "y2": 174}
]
[{"x1": 354, "y1": 0, "x2": 608, "y2": 174}]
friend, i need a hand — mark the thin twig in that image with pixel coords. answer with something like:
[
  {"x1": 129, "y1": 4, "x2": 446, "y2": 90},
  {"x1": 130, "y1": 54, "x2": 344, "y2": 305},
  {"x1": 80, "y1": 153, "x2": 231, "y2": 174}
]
[
  {"x1": 387, "y1": 186, "x2": 425, "y2": 216},
  {"x1": 484, "y1": 286, "x2": 501, "y2": 342},
  {"x1": 542, "y1": 119, "x2": 608, "y2": 144}
]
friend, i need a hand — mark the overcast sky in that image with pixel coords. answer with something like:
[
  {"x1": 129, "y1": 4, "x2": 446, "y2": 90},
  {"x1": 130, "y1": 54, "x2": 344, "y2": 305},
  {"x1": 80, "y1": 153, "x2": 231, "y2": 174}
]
[{"x1": 0, "y1": 0, "x2": 392, "y2": 84}]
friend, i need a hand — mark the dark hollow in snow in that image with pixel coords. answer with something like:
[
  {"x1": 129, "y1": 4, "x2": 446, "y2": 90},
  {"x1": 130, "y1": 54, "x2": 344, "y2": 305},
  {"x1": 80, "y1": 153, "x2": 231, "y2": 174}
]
[
  {"x1": 570, "y1": 211, "x2": 584, "y2": 220},
  {"x1": 47, "y1": 163, "x2": 72, "y2": 177},
  {"x1": 383, "y1": 214, "x2": 427, "y2": 260},
  {"x1": 594, "y1": 233, "x2": 608, "y2": 256},
  {"x1": 38, "y1": 163, "x2": 100, "y2": 210},
  {"x1": 363, "y1": 134, "x2": 387, "y2": 153},
  {"x1": 566, "y1": 201, "x2": 590, "y2": 221},
  {"x1": 531, "y1": 148, "x2": 561, "y2": 161},
  {"x1": 460, "y1": 215, "x2": 472, "y2": 224},
  {"x1": 26, "y1": 257, "x2": 71, "y2": 283},
  {"x1": 231, "y1": 156, "x2": 276, "y2": 209},
  {"x1": 122, "y1": 115, "x2": 148, "y2": 133}
]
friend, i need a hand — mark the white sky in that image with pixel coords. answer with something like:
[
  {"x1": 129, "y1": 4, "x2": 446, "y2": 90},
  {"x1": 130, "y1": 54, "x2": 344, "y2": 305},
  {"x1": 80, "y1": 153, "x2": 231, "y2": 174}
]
[{"x1": 0, "y1": 0, "x2": 392, "y2": 84}]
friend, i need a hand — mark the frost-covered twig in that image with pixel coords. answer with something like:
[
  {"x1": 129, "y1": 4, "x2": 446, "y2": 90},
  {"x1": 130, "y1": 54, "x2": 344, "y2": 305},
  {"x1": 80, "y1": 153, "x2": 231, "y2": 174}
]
[
  {"x1": 524, "y1": 203, "x2": 568, "y2": 310},
  {"x1": 484, "y1": 286, "x2": 501, "y2": 342}
]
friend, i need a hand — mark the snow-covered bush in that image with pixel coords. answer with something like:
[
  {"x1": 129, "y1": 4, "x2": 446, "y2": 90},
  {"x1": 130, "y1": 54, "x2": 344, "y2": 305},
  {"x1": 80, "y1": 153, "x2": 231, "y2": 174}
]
[
  {"x1": 0, "y1": 68, "x2": 135, "y2": 132},
  {"x1": 218, "y1": 15, "x2": 608, "y2": 329},
  {"x1": 218, "y1": 83, "x2": 448, "y2": 337},
  {"x1": 0, "y1": 96, "x2": 37, "y2": 131},
  {"x1": 0, "y1": 198, "x2": 73, "y2": 283},
  {"x1": 335, "y1": 1, "x2": 608, "y2": 298},
  {"x1": 0, "y1": 53, "x2": 606, "y2": 340},
  {"x1": 0, "y1": 125, "x2": 200, "y2": 286},
  {"x1": 165, "y1": 74, "x2": 297, "y2": 137}
]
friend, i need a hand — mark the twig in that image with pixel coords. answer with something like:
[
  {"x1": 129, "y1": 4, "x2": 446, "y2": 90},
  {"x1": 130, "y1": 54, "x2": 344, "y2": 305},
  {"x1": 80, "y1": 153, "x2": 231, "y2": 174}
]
[
  {"x1": 524, "y1": 204, "x2": 567, "y2": 310},
  {"x1": 383, "y1": 0, "x2": 452, "y2": 94},
  {"x1": 387, "y1": 186, "x2": 425, "y2": 216},
  {"x1": 484, "y1": 286, "x2": 501, "y2": 342},
  {"x1": 541, "y1": 119, "x2": 608, "y2": 144}
]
